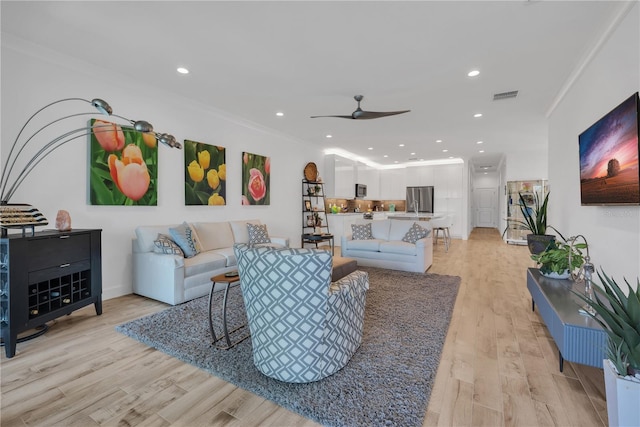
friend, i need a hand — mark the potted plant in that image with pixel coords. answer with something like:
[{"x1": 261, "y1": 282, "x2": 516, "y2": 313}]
[
  {"x1": 530, "y1": 237, "x2": 586, "y2": 279},
  {"x1": 503, "y1": 192, "x2": 556, "y2": 254},
  {"x1": 575, "y1": 271, "x2": 640, "y2": 427}
]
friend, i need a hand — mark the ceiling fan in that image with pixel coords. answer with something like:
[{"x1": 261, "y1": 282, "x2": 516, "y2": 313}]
[{"x1": 310, "y1": 95, "x2": 410, "y2": 120}]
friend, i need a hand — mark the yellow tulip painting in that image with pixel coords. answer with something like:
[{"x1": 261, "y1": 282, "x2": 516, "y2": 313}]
[
  {"x1": 184, "y1": 140, "x2": 226, "y2": 205},
  {"x1": 89, "y1": 119, "x2": 157, "y2": 205}
]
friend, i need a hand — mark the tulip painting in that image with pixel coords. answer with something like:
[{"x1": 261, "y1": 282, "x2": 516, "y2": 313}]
[
  {"x1": 184, "y1": 140, "x2": 226, "y2": 205},
  {"x1": 242, "y1": 151, "x2": 270, "y2": 205},
  {"x1": 89, "y1": 119, "x2": 157, "y2": 205}
]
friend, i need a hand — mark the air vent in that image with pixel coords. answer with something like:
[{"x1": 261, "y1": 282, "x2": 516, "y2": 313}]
[{"x1": 493, "y1": 90, "x2": 518, "y2": 100}]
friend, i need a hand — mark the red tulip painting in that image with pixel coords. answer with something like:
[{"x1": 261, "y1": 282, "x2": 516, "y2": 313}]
[
  {"x1": 242, "y1": 152, "x2": 270, "y2": 205},
  {"x1": 184, "y1": 140, "x2": 226, "y2": 205},
  {"x1": 89, "y1": 119, "x2": 157, "y2": 205}
]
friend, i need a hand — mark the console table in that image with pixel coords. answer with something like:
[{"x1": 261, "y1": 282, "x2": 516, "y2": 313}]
[
  {"x1": 1, "y1": 229, "x2": 102, "y2": 358},
  {"x1": 527, "y1": 268, "x2": 606, "y2": 371}
]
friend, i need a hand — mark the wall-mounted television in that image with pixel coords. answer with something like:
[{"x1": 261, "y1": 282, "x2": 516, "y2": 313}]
[{"x1": 579, "y1": 92, "x2": 640, "y2": 206}]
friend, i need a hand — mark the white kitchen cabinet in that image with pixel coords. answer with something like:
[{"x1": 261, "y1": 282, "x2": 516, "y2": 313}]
[
  {"x1": 356, "y1": 163, "x2": 380, "y2": 199},
  {"x1": 323, "y1": 154, "x2": 356, "y2": 198},
  {"x1": 379, "y1": 168, "x2": 406, "y2": 199}
]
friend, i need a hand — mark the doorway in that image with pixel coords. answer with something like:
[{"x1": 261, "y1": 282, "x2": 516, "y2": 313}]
[{"x1": 475, "y1": 188, "x2": 498, "y2": 228}]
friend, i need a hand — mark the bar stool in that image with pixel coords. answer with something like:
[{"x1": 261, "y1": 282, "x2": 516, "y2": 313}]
[{"x1": 430, "y1": 215, "x2": 451, "y2": 252}]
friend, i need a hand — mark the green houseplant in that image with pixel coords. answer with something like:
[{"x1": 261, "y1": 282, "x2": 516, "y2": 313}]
[
  {"x1": 575, "y1": 271, "x2": 640, "y2": 426},
  {"x1": 503, "y1": 192, "x2": 556, "y2": 254},
  {"x1": 531, "y1": 238, "x2": 586, "y2": 278}
]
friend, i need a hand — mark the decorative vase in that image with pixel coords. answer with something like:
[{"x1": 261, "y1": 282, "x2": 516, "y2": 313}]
[
  {"x1": 603, "y1": 359, "x2": 640, "y2": 427},
  {"x1": 526, "y1": 234, "x2": 555, "y2": 255}
]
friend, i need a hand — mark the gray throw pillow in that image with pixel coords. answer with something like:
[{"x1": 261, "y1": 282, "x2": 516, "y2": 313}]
[
  {"x1": 247, "y1": 223, "x2": 271, "y2": 244},
  {"x1": 351, "y1": 223, "x2": 373, "y2": 240},
  {"x1": 402, "y1": 222, "x2": 429, "y2": 244},
  {"x1": 153, "y1": 233, "x2": 184, "y2": 256}
]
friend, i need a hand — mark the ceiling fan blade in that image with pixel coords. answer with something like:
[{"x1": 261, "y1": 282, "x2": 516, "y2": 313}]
[
  {"x1": 354, "y1": 110, "x2": 411, "y2": 119},
  {"x1": 310, "y1": 115, "x2": 354, "y2": 119}
]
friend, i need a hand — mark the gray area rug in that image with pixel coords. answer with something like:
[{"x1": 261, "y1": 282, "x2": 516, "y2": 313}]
[{"x1": 116, "y1": 267, "x2": 460, "y2": 427}]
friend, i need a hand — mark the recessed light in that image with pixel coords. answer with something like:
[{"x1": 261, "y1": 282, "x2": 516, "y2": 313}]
[
  {"x1": 325, "y1": 134, "x2": 332, "y2": 138},
  {"x1": 479, "y1": 150, "x2": 485, "y2": 153},
  {"x1": 399, "y1": 144, "x2": 405, "y2": 147},
  {"x1": 410, "y1": 152, "x2": 416, "y2": 155},
  {"x1": 484, "y1": 172, "x2": 488, "y2": 175},
  {"x1": 177, "y1": 67, "x2": 189, "y2": 74},
  {"x1": 383, "y1": 155, "x2": 389, "y2": 158},
  {"x1": 442, "y1": 149, "x2": 448, "y2": 153},
  {"x1": 476, "y1": 140, "x2": 483, "y2": 144},
  {"x1": 436, "y1": 139, "x2": 442, "y2": 143},
  {"x1": 467, "y1": 70, "x2": 480, "y2": 77},
  {"x1": 474, "y1": 113, "x2": 483, "y2": 118},
  {"x1": 276, "y1": 112, "x2": 284, "y2": 117},
  {"x1": 394, "y1": 161, "x2": 399, "y2": 164},
  {"x1": 449, "y1": 156, "x2": 454, "y2": 159},
  {"x1": 368, "y1": 147, "x2": 373, "y2": 150}
]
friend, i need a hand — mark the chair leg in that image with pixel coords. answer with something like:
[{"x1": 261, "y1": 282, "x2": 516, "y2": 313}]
[{"x1": 444, "y1": 227, "x2": 450, "y2": 252}]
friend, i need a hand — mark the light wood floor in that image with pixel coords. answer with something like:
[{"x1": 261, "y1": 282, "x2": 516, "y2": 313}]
[{"x1": 1, "y1": 228, "x2": 607, "y2": 426}]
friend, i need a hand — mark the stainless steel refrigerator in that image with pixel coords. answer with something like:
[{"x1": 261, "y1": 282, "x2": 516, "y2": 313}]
[{"x1": 406, "y1": 186, "x2": 434, "y2": 213}]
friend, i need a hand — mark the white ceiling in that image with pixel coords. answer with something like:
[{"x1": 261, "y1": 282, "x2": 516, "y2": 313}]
[{"x1": 1, "y1": 1, "x2": 627, "y2": 172}]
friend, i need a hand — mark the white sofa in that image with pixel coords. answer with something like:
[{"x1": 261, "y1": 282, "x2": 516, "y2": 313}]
[
  {"x1": 132, "y1": 219, "x2": 289, "y2": 305},
  {"x1": 340, "y1": 219, "x2": 433, "y2": 273}
]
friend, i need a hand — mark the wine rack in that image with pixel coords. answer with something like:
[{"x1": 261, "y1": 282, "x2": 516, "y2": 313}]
[{"x1": 0, "y1": 229, "x2": 102, "y2": 358}]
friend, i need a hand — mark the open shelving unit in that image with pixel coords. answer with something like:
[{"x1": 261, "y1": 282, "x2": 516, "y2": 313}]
[
  {"x1": 301, "y1": 180, "x2": 333, "y2": 253},
  {"x1": 504, "y1": 180, "x2": 548, "y2": 245}
]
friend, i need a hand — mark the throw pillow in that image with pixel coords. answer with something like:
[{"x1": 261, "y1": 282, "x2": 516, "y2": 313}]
[
  {"x1": 169, "y1": 222, "x2": 202, "y2": 258},
  {"x1": 247, "y1": 223, "x2": 271, "y2": 244},
  {"x1": 402, "y1": 222, "x2": 429, "y2": 244},
  {"x1": 351, "y1": 223, "x2": 373, "y2": 240},
  {"x1": 153, "y1": 233, "x2": 184, "y2": 256}
]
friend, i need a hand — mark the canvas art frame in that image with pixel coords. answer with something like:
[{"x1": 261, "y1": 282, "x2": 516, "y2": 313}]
[
  {"x1": 242, "y1": 151, "x2": 270, "y2": 205},
  {"x1": 184, "y1": 140, "x2": 226, "y2": 205},
  {"x1": 89, "y1": 118, "x2": 158, "y2": 205}
]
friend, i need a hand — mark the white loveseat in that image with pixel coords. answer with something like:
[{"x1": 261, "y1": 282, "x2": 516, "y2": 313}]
[
  {"x1": 340, "y1": 219, "x2": 433, "y2": 273},
  {"x1": 132, "y1": 219, "x2": 289, "y2": 305}
]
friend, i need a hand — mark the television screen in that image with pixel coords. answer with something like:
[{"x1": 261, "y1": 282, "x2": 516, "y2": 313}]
[{"x1": 579, "y1": 92, "x2": 640, "y2": 205}]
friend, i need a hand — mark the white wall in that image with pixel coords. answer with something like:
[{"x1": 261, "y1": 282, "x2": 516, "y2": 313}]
[
  {"x1": 1, "y1": 36, "x2": 324, "y2": 299},
  {"x1": 548, "y1": 3, "x2": 639, "y2": 287}
]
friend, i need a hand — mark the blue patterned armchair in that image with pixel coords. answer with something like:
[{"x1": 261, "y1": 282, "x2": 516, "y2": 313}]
[{"x1": 234, "y1": 244, "x2": 369, "y2": 383}]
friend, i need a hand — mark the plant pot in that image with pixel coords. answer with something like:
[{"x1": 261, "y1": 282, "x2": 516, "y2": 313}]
[
  {"x1": 603, "y1": 359, "x2": 640, "y2": 427},
  {"x1": 540, "y1": 269, "x2": 570, "y2": 280},
  {"x1": 526, "y1": 234, "x2": 555, "y2": 255}
]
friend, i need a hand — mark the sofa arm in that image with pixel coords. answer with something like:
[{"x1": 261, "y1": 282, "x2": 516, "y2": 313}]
[
  {"x1": 340, "y1": 233, "x2": 353, "y2": 248},
  {"x1": 329, "y1": 270, "x2": 369, "y2": 297},
  {"x1": 132, "y1": 251, "x2": 186, "y2": 305}
]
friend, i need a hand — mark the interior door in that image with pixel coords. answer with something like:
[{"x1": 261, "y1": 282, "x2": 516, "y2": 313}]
[{"x1": 475, "y1": 188, "x2": 498, "y2": 228}]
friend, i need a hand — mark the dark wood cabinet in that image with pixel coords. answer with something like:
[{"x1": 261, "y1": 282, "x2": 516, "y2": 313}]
[{"x1": 1, "y1": 229, "x2": 102, "y2": 358}]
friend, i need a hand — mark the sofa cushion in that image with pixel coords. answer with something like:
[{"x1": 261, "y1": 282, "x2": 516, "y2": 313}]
[
  {"x1": 345, "y1": 239, "x2": 382, "y2": 251},
  {"x1": 402, "y1": 222, "x2": 430, "y2": 244},
  {"x1": 192, "y1": 222, "x2": 234, "y2": 251},
  {"x1": 351, "y1": 223, "x2": 373, "y2": 240},
  {"x1": 210, "y1": 247, "x2": 236, "y2": 267},
  {"x1": 169, "y1": 222, "x2": 202, "y2": 258},
  {"x1": 183, "y1": 251, "x2": 227, "y2": 277},
  {"x1": 229, "y1": 219, "x2": 262, "y2": 244},
  {"x1": 370, "y1": 220, "x2": 391, "y2": 240},
  {"x1": 247, "y1": 223, "x2": 271, "y2": 244},
  {"x1": 379, "y1": 241, "x2": 418, "y2": 256},
  {"x1": 153, "y1": 234, "x2": 184, "y2": 256}
]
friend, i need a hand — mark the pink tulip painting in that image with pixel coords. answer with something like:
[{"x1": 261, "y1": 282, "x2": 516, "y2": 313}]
[
  {"x1": 241, "y1": 151, "x2": 270, "y2": 205},
  {"x1": 89, "y1": 118, "x2": 158, "y2": 205}
]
